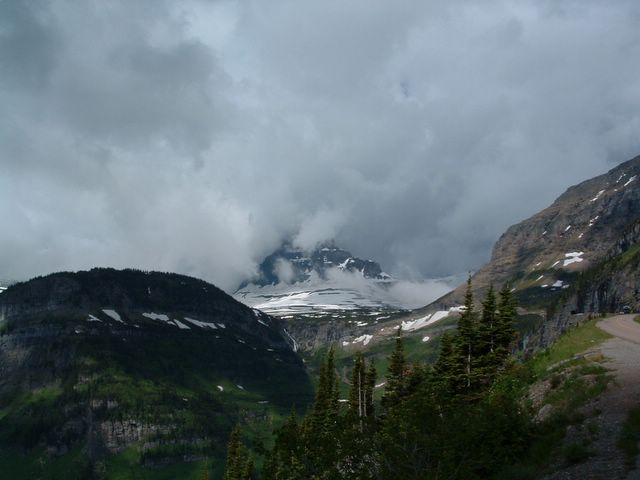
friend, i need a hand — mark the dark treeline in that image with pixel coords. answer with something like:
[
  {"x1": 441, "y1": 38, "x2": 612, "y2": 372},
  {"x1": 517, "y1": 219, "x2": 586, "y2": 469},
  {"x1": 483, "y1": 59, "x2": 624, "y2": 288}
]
[{"x1": 224, "y1": 280, "x2": 531, "y2": 480}]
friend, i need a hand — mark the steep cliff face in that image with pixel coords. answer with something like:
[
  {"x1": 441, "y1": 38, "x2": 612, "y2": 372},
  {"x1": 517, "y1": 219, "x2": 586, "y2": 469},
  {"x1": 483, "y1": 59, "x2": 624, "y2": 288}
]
[
  {"x1": 0, "y1": 268, "x2": 312, "y2": 472},
  {"x1": 385, "y1": 155, "x2": 640, "y2": 354},
  {"x1": 406, "y1": 155, "x2": 640, "y2": 314}
]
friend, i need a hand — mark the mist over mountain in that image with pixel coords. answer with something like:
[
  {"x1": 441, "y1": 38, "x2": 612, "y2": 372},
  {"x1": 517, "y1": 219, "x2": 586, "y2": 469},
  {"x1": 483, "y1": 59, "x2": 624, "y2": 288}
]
[{"x1": 234, "y1": 243, "x2": 457, "y2": 315}]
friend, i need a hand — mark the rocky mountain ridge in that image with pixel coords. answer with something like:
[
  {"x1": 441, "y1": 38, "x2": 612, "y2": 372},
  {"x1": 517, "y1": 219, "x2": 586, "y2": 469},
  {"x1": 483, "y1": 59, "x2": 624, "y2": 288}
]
[
  {"x1": 387, "y1": 154, "x2": 640, "y2": 354},
  {"x1": 234, "y1": 243, "x2": 405, "y2": 316}
]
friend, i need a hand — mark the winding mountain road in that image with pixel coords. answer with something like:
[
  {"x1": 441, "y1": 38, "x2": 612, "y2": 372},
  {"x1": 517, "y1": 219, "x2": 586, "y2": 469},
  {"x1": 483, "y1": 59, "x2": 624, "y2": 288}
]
[
  {"x1": 598, "y1": 315, "x2": 640, "y2": 345},
  {"x1": 545, "y1": 314, "x2": 640, "y2": 480}
]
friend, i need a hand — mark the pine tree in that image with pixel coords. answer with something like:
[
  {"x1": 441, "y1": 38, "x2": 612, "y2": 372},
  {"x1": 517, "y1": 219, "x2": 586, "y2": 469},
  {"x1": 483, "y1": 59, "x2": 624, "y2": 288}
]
[
  {"x1": 496, "y1": 284, "x2": 517, "y2": 361},
  {"x1": 349, "y1": 353, "x2": 366, "y2": 419},
  {"x1": 312, "y1": 346, "x2": 338, "y2": 430},
  {"x1": 242, "y1": 456, "x2": 255, "y2": 480},
  {"x1": 263, "y1": 409, "x2": 301, "y2": 480},
  {"x1": 479, "y1": 284, "x2": 497, "y2": 355},
  {"x1": 382, "y1": 326, "x2": 406, "y2": 411},
  {"x1": 223, "y1": 426, "x2": 243, "y2": 480},
  {"x1": 364, "y1": 360, "x2": 376, "y2": 418},
  {"x1": 434, "y1": 331, "x2": 456, "y2": 394},
  {"x1": 454, "y1": 276, "x2": 479, "y2": 392}
]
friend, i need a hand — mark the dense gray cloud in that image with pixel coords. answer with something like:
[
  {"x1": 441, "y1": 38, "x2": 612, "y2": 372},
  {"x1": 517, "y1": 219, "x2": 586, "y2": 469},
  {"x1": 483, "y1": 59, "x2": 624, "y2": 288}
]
[{"x1": 2, "y1": 0, "x2": 640, "y2": 290}]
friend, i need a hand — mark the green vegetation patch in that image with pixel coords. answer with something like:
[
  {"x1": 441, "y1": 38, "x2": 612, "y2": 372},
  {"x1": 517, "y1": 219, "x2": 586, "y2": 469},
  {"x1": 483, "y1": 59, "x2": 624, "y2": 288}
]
[
  {"x1": 619, "y1": 405, "x2": 640, "y2": 468},
  {"x1": 529, "y1": 318, "x2": 612, "y2": 376}
]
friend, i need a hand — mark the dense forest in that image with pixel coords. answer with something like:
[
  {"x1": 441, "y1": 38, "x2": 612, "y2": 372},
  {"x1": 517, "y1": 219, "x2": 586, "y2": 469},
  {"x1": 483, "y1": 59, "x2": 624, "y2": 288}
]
[{"x1": 222, "y1": 281, "x2": 535, "y2": 480}]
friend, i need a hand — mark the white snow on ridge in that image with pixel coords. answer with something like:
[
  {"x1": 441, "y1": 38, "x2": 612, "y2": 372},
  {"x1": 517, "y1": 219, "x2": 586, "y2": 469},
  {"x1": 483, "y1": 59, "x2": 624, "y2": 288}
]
[
  {"x1": 102, "y1": 309, "x2": 124, "y2": 323},
  {"x1": 616, "y1": 173, "x2": 627, "y2": 184},
  {"x1": 624, "y1": 175, "x2": 636, "y2": 187},
  {"x1": 590, "y1": 190, "x2": 606, "y2": 202},
  {"x1": 173, "y1": 319, "x2": 191, "y2": 330},
  {"x1": 352, "y1": 334, "x2": 373, "y2": 346},
  {"x1": 87, "y1": 314, "x2": 102, "y2": 322},
  {"x1": 401, "y1": 307, "x2": 459, "y2": 332},
  {"x1": 563, "y1": 252, "x2": 584, "y2": 267},
  {"x1": 142, "y1": 312, "x2": 170, "y2": 322},
  {"x1": 184, "y1": 317, "x2": 218, "y2": 329}
]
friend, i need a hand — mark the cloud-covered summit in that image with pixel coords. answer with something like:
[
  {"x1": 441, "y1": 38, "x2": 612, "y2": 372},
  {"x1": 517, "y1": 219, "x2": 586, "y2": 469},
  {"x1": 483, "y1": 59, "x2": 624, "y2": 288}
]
[{"x1": 2, "y1": 0, "x2": 640, "y2": 291}]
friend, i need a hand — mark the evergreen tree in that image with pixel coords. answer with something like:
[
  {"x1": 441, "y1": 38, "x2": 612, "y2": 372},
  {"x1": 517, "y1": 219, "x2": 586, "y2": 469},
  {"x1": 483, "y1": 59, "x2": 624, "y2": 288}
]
[
  {"x1": 364, "y1": 360, "x2": 376, "y2": 418},
  {"x1": 434, "y1": 331, "x2": 455, "y2": 385},
  {"x1": 479, "y1": 284, "x2": 497, "y2": 355},
  {"x1": 223, "y1": 426, "x2": 243, "y2": 480},
  {"x1": 242, "y1": 456, "x2": 255, "y2": 480},
  {"x1": 454, "y1": 276, "x2": 479, "y2": 393},
  {"x1": 496, "y1": 283, "x2": 517, "y2": 360},
  {"x1": 262, "y1": 409, "x2": 300, "y2": 480},
  {"x1": 349, "y1": 352, "x2": 366, "y2": 420},
  {"x1": 382, "y1": 326, "x2": 406, "y2": 411}
]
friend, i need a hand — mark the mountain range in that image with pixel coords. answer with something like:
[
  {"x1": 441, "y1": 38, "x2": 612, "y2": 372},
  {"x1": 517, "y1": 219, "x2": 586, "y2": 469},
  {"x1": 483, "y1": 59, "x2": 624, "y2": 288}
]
[{"x1": 3, "y1": 154, "x2": 640, "y2": 477}]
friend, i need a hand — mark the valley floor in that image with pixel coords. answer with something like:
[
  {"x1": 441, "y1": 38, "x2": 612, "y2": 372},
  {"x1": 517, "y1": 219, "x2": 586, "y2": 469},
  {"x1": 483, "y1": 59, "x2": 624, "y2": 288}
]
[{"x1": 544, "y1": 315, "x2": 640, "y2": 480}]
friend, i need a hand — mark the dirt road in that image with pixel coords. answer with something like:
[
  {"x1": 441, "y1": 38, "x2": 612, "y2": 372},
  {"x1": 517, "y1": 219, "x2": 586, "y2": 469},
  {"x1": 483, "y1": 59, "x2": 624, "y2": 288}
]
[
  {"x1": 545, "y1": 315, "x2": 640, "y2": 480},
  {"x1": 598, "y1": 315, "x2": 640, "y2": 345}
]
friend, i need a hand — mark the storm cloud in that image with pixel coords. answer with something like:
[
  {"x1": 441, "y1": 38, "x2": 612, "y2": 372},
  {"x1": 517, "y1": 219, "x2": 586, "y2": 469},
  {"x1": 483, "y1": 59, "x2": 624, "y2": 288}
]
[{"x1": 2, "y1": 0, "x2": 640, "y2": 291}]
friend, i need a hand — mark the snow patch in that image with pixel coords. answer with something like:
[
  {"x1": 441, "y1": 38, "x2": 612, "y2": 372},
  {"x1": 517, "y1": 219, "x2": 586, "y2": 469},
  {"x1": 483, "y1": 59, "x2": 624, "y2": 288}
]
[
  {"x1": 342, "y1": 341, "x2": 350, "y2": 347},
  {"x1": 172, "y1": 319, "x2": 191, "y2": 330},
  {"x1": 352, "y1": 334, "x2": 373, "y2": 346},
  {"x1": 142, "y1": 312, "x2": 170, "y2": 322},
  {"x1": 551, "y1": 261, "x2": 560, "y2": 268},
  {"x1": 552, "y1": 280, "x2": 564, "y2": 288},
  {"x1": 375, "y1": 382, "x2": 386, "y2": 389},
  {"x1": 217, "y1": 385, "x2": 224, "y2": 392},
  {"x1": 102, "y1": 309, "x2": 124, "y2": 323},
  {"x1": 590, "y1": 190, "x2": 605, "y2": 202},
  {"x1": 564, "y1": 225, "x2": 572, "y2": 232},
  {"x1": 563, "y1": 252, "x2": 584, "y2": 267},
  {"x1": 535, "y1": 275, "x2": 544, "y2": 282},
  {"x1": 578, "y1": 232, "x2": 584, "y2": 239},
  {"x1": 422, "y1": 336, "x2": 430, "y2": 342},
  {"x1": 400, "y1": 308, "x2": 455, "y2": 332},
  {"x1": 184, "y1": 317, "x2": 218, "y2": 329},
  {"x1": 624, "y1": 175, "x2": 636, "y2": 187},
  {"x1": 87, "y1": 314, "x2": 102, "y2": 322}
]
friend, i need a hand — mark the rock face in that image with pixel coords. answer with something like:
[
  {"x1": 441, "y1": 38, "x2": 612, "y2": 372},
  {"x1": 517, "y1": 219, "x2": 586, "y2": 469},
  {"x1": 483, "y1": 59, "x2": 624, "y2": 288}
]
[
  {"x1": 398, "y1": 154, "x2": 640, "y2": 353},
  {"x1": 415, "y1": 155, "x2": 640, "y2": 310},
  {"x1": 0, "y1": 268, "x2": 312, "y2": 467},
  {"x1": 243, "y1": 243, "x2": 390, "y2": 288},
  {"x1": 234, "y1": 243, "x2": 403, "y2": 317}
]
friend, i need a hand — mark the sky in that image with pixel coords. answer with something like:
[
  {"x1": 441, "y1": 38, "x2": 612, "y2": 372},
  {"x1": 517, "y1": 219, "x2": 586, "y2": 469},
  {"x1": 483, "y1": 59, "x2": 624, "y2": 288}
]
[{"x1": 2, "y1": 0, "x2": 640, "y2": 293}]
